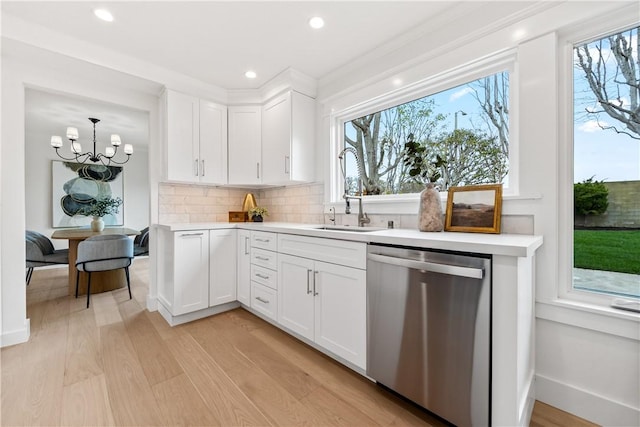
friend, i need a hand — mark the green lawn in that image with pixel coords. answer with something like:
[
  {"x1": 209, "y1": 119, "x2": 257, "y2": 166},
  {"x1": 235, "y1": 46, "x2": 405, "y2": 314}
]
[{"x1": 574, "y1": 230, "x2": 640, "y2": 275}]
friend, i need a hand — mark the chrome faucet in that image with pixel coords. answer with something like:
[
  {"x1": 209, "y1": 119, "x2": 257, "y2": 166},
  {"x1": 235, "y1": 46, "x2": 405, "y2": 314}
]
[{"x1": 338, "y1": 147, "x2": 370, "y2": 227}]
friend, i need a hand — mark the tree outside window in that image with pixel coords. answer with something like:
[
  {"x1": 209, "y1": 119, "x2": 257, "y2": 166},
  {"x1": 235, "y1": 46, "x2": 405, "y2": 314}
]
[
  {"x1": 573, "y1": 26, "x2": 640, "y2": 299},
  {"x1": 343, "y1": 72, "x2": 509, "y2": 195}
]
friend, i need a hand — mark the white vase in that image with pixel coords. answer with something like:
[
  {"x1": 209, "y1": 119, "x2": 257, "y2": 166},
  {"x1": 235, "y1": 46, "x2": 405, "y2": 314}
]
[{"x1": 91, "y1": 216, "x2": 105, "y2": 232}]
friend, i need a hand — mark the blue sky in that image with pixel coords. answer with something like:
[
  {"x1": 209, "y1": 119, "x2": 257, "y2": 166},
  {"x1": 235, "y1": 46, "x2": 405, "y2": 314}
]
[
  {"x1": 345, "y1": 39, "x2": 640, "y2": 187},
  {"x1": 446, "y1": 78, "x2": 639, "y2": 184},
  {"x1": 574, "y1": 124, "x2": 639, "y2": 182},
  {"x1": 572, "y1": 28, "x2": 639, "y2": 183}
]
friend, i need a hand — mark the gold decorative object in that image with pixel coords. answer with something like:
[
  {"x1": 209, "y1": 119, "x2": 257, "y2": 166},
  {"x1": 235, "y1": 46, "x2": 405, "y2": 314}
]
[
  {"x1": 242, "y1": 193, "x2": 257, "y2": 212},
  {"x1": 228, "y1": 211, "x2": 248, "y2": 222}
]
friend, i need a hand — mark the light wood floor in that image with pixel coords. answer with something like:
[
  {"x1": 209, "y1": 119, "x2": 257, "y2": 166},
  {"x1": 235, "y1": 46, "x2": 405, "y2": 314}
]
[{"x1": 1, "y1": 259, "x2": 598, "y2": 426}]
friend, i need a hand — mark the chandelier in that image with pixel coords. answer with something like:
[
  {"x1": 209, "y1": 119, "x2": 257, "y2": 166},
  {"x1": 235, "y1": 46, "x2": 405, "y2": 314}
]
[{"x1": 50, "y1": 117, "x2": 133, "y2": 166}]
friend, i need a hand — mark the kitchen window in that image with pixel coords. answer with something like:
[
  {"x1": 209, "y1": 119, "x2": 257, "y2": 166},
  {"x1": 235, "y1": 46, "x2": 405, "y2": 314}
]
[
  {"x1": 571, "y1": 26, "x2": 640, "y2": 302},
  {"x1": 340, "y1": 71, "x2": 510, "y2": 197}
]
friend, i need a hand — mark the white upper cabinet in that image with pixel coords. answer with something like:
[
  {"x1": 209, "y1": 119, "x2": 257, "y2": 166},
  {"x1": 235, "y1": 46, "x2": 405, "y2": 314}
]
[
  {"x1": 164, "y1": 89, "x2": 227, "y2": 184},
  {"x1": 165, "y1": 90, "x2": 198, "y2": 182},
  {"x1": 261, "y1": 91, "x2": 315, "y2": 185},
  {"x1": 199, "y1": 100, "x2": 228, "y2": 185},
  {"x1": 228, "y1": 106, "x2": 262, "y2": 185}
]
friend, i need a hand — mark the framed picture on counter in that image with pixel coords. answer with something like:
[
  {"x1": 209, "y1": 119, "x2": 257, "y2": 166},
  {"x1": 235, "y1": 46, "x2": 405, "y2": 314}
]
[{"x1": 444, "y1": 184, "x2": 502, "y2": 233}]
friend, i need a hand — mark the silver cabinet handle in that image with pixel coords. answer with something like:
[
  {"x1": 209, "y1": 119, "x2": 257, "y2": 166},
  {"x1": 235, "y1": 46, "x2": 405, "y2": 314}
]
[
  {"x1": 255, "y1": 256, "x2": 270, "y2": 261},
  {"x1": 179, "y1": 232, "x2": 204, "y2": 237},
  {"x1": 255, "y1": 238, "x2": 270, "y2": 243},
  {"x1": 367, "y1": 253, "x2": 484, "y2": 279},
  {"x1": 194, "y1": 159, "x2": 199, "y2": 176},
  {"x1": 257, "y1": 162, "x2": 260, "y2": 179},
  {"x1": 201, "y1": 159, "x2": 205, "y2": 176},
  {"x1": 244, "y1": 236, "x2": 249, "y2": 255},
  {"x1": 313, "y1": 270, "x2": 319, "y2": 296},
  {"x1": 255, "y1": 273, "x2": 269, "y2": 280},
  {"x1": 255, "y1": 296, "x2": 269, "y2": 304},
  {"x1": 285, "y1": 155, "x2": 290, "y2": 174},
  {"x1": 306, "y1": 269, "x2": 312, "y2": 294}
]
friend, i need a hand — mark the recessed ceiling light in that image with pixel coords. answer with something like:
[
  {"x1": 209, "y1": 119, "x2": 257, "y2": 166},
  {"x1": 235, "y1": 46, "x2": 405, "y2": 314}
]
[
  {"x1": 245, "y1": 70, "x2": 257, "y2": 79},
  {"x1": 309, "y1": 16, "x2": 325, "y2": 29},
  {"x1": 94, "y1": 9, "x2": 114, "y2": 22}
]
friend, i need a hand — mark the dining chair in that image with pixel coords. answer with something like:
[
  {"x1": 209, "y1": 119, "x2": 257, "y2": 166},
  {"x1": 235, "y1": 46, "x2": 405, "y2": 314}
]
[
  {"x1": 133, "y1": 226, "x2": 150, "y2": 256},
  {"x1": 25, "y1": 230, "x2": 69, "y2": 286},
  {"x1": 75, "y1": 234, "x2": 134, "y2": 308}
]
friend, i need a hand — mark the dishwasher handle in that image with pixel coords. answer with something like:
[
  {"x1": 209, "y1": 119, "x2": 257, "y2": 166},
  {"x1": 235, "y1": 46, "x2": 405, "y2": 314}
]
[{"x1": 368, "y1": 252, "x2": 484, "y2": 279}]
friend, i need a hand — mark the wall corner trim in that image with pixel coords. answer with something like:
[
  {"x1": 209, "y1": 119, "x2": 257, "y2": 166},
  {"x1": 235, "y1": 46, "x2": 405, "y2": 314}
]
[{"x1": 0, "y1": 319, "x2": 30, "y2": 348}]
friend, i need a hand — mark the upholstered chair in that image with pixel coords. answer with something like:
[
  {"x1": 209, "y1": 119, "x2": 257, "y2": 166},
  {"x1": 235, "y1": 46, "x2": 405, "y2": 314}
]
[
  {"x1": 25, "y1": 230, "x2": 69, "y2": 285},
  {"x1": 133, "y1": 226, "x2": 150, "y2": 256},
  {"x1": 75, "y1": 234, "x2": 134, "y2": 308}
]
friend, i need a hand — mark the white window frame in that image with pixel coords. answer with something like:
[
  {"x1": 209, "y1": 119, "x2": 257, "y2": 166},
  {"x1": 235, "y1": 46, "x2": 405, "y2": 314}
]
[
  {"x1": 329, "y1": 50, "x2": 518, "y2": 214},
  {"x1": 557, "y1": 20, "x2": 640, "y2": 309}
]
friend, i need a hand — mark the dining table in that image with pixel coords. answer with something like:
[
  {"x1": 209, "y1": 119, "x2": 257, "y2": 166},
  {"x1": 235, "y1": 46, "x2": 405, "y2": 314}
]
[{"x1": 51, "y1": 227, "x2": 139, "y2": 296}]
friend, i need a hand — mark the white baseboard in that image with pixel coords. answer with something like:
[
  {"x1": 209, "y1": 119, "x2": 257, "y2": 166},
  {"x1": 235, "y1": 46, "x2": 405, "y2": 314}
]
[
  {"x1": 146, "y1": 294, "x2": 158, "y2": 312},
  {"x1": 157, "y1": 301, "x2": 240, "y2": 326},
  {"x1": 0, "y1": 319, "x2": 30, "y2": 348},
  {"x1": 536, "y1": 374, "x2": 640, "y2": 426},
  {"x1": 519, "y1": 374, "x2": 536, "y2": 427}
]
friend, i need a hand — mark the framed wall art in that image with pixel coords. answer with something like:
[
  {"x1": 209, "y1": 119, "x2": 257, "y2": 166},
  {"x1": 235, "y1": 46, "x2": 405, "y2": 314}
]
[
  {"x1": 52, "y1": 161, "x2": 124, "y2": 228},
  {"x1": 444, "y1": 184, "x2": 502, "y2": 233}
]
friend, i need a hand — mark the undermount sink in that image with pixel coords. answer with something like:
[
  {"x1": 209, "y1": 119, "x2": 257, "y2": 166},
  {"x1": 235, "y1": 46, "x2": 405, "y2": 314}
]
[{"x1": 311, "y1": 225, "x2": 386, "y2": 232}]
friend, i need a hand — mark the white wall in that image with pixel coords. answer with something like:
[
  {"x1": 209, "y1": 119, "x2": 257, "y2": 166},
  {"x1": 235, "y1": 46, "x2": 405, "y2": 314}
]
[
  {"x1": 24, "y1": 92, "x2": 150, "y2": 249},
  {"x1": 316, "y1": 2, "x2": 639, "y2": 426},
  {"x1": 2, "y1": 2, "x2": 638, "y2": 425},
  {"x1": 1, "y1": 42, "x2": 161, "y2": 346}
]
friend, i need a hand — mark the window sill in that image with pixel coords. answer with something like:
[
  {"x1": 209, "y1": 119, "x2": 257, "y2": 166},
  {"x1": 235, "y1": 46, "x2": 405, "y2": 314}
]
[
  {"x1": 536, "y1": 298, "x2": 640, "y2": 341},
  {"x1": 325, "y1": 192, "x2": 542, "y2": 214}
]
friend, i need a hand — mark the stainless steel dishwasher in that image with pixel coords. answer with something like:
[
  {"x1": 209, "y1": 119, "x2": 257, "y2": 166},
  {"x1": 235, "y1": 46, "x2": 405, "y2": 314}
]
[{"x1": 367, "y1": 243, "x2": 491, "y2": 427}]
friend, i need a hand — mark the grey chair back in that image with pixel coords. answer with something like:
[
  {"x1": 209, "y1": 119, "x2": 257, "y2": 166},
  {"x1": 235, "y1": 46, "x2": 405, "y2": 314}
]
[
  {"x1": 76, "y1": 234, "x2": 134, "y2": 308},
  {"x1": 76, "y1": 234, "x2": 133, "y2": 272},
  {"x1": 25, "y1": 230, "x2": 69, "y2": 285},
  {"x1": 133, "y1": 227, "x2": 150, "y2": 256}
]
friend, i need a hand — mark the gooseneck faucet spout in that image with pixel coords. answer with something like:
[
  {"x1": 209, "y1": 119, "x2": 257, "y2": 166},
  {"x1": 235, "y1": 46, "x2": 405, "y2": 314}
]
[{"x1": 338, "y1": 147, "x2": 370, "y2": 227}]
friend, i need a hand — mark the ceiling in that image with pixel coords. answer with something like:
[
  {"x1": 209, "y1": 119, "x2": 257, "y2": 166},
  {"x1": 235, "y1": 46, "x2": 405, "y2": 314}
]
[
  {"x1": 25, "y1": 89, "x2": 150, "y2": 150},
  {"x1": 7, "y1": 1, "x2": 544, "y2": 151},
  {"x1": 2, "y1": 1, "x2": 464, "y2": 90}
]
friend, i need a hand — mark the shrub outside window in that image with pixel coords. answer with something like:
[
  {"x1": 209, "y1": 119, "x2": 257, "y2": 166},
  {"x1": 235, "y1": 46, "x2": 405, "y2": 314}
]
[{"x1": 572, "y1": 26, "x2": 640, "y2": 299}]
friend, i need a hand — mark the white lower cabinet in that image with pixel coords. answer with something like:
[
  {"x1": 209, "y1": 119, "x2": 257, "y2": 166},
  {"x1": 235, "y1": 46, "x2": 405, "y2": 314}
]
[
  {"x1": 278, "y1": 254, "x2": 315, "y2": 340},
  {"x1": 278, "y1": 253, "x2": 367, "y2": 369},
  {"x1": 209, "y1": 229, "x2": 237, "y2": 306},
  {"x1": 157, "y1": 228, "x2": 237, "y2": 317},
  {"x1": 249, "y1": 231, "x2": 278, "y2": 321},
  {"x1": 157, "y1": 229, "x2": 210, "y2": 316},
  {"x1": 251, "y1": 282, "x2": 277, "y2": 320},
  {"x1": 237, "y1": 229, "x2": 251, "y2": 306}
]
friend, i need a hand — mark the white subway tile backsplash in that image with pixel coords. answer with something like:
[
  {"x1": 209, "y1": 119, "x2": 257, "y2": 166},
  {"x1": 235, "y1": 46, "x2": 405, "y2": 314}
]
[{"x1": 158, "y1": 182, "x2": 533, "y2": 235}]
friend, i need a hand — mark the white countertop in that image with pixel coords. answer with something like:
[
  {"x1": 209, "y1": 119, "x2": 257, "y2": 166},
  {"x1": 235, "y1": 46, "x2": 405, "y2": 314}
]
[{"x1": 154, "y1": 221, "x2": 543, "y2": 258}]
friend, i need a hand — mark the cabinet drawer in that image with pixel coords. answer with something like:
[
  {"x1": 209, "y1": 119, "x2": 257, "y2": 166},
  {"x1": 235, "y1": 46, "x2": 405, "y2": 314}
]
[
  {"x1": 277, "y1": 234, "x2": 366, "y2": 270},
  {"x1": 251, "y1": 282, "x2": 277, "y2": 321},
  {"x1": 251, "y1": 247, "x2": 277, "y2": 270},
  {"x1": 251, "y1": 231, "x2": 277, "y2": 251},
  {"x1": 250, "y1": 264, "x2": 277, "y2": 290}
]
